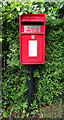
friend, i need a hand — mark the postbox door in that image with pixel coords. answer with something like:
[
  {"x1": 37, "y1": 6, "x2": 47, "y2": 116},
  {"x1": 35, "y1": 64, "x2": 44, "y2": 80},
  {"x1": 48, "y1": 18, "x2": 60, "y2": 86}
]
[{"x1": 21, "y1": 34, "x2": 44, "y2": 64}]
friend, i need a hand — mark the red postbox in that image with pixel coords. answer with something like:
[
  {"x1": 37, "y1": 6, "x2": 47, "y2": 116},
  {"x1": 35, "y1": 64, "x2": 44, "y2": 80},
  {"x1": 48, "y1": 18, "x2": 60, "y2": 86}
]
[{"x1": 19, "y1": 13, "x2": 45, "y2": 65}]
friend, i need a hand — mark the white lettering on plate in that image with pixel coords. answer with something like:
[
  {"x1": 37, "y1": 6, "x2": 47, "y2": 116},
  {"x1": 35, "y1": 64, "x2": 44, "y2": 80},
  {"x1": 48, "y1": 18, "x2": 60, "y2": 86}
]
[{"x1": 24, "y1": 26, "x2": 40, "y2": 33}]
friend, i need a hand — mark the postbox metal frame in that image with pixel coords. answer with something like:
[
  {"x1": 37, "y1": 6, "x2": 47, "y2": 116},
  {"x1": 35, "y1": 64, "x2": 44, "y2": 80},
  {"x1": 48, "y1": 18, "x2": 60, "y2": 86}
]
[{"x1": 19, "y1": 13, "x2": 45, "y2": 65}]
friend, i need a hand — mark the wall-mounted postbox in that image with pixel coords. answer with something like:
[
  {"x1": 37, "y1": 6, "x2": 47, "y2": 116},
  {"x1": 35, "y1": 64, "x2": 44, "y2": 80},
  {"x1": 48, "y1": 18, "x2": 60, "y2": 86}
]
[{"x1": 19, "y1": 13, "x2": 45, "y2": 65}]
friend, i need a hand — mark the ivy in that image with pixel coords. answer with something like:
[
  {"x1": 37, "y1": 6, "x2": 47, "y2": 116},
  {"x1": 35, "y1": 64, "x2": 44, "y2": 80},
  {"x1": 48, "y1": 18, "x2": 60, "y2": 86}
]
[{"x1": 2, "y1": 1, "x2": 64, "y2": 118}]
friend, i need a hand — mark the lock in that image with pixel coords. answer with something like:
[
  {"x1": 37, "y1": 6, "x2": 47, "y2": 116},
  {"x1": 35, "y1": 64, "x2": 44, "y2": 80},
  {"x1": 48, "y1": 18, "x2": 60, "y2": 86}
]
[{"x1": 31, "y1": 35, "x2": 35, "y2": 39}]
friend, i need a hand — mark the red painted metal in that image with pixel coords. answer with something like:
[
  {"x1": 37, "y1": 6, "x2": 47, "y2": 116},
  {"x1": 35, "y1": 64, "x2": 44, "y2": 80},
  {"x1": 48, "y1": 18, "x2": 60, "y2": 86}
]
[{"x1": 19, "y1": 13, "x2": 45, "y2": 65}]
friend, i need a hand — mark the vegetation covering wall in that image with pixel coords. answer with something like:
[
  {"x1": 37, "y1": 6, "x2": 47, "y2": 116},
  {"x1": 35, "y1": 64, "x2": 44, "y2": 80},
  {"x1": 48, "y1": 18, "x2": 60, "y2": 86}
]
[{"x1": 2, "y1": 1, "x2": 64, "y2": 117}]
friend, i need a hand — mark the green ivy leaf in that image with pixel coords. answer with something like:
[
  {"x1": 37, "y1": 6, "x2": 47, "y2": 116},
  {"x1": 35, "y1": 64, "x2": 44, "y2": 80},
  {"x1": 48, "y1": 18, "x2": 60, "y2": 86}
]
[
  {"x1": 40, "y1": 6, "x2": 45, "y2": 13},
  {"x1": 3, "y1": 111, "x2": 7, "y2": 118},
  {"x1": 20, "y1": 103, "x2": 23, "y2": 108},
  {"x1": 18, "y1": 11, "x2": 23, "y2": 15},
  {"x1": 16, "y1": 7, "x2": 20, "y2": 11},
  {"x1": 60, "y1": 2, "x2": 64, "y2": 9},
  {"x1": 28, "y1": 7, "x2": 32, "y2": 13},
  {"x1": 51, "y1": 16, "x2": 56, "y2": 20}
]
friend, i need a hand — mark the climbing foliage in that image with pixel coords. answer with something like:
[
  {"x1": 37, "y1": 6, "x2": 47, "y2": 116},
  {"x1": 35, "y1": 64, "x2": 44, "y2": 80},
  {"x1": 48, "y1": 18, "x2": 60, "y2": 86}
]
[{"x1": 2, "y1": 1, "x2": 64, "y2": 118}]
